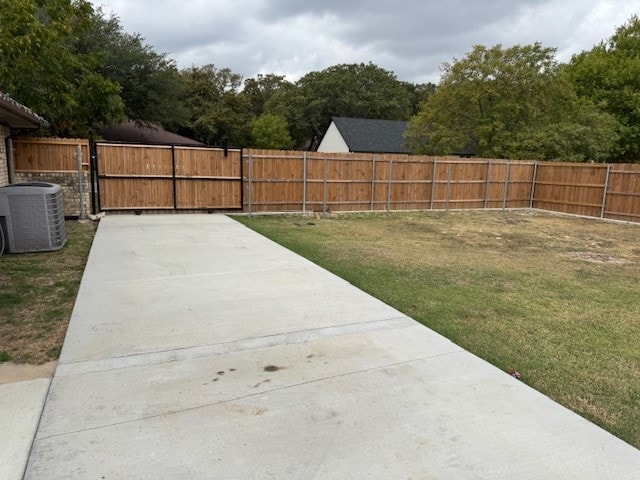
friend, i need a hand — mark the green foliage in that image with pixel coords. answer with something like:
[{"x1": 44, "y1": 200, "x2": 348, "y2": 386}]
[
  {"x1": 3, "y1": 0, "x2": 631, "y2": 158},
  {"x1": 0, "y1": 0, "x2": 187, "y2": 136},
  {"x1": 567, "y1": 15, "x2": 640, "y2": 162},
  {"x1": 80, "y1": 11, "x2": 188, "y2": 128},
  {"x1": 402, "y1": 81, "x2": 437, "y2": 115},
  {"x1": 265, "y1": 63, "x2": 415, "y2": 149},
  {"x1": 250, "y1": 114, "x2": 293, "y2": 149},
  {"x1": 296, "y1": 63, "x2": 414, "y2": 148},
  {"x1": 179, "y1": 64, "x2": 252, "y2": 145},
  {"x1": 263, "y1": 82, "x2": 310, "y2": 149},
  {"x1": 242, "y1": 74, "x2": 292, "y2": 117},
  {"x1": 502, "y1": 98, "x2": 619, "y2": 162},
  {"x1": 0, "y1": 0, "x2": 124, "y2": 135},
  {"x1": 406, "y1": 44, "x2": 618, "y2": 162}
]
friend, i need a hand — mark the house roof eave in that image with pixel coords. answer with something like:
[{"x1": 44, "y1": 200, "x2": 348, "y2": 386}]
[{"x1": 0, "y1": 93, "x2": 49, "y2": 129}]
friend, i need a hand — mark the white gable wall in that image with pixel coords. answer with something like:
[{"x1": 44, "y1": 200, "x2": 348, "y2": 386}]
[{"x1": 317, "y1": 121, "x2": 349, "y2": 153}]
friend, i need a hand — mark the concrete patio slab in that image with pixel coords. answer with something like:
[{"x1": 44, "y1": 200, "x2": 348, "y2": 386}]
[
  {"x1": 24, "y1": 214, "x2": 640, "y2": 479},
  {"x1": 60, "y1": 265, "x2": 404, "y2": 364},
  {"x1": 0, "y1": 378, "x2": 49, "y2": 480}
]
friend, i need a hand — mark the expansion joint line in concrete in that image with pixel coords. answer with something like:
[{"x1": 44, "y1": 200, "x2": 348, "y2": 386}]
[
  {"x1": 37, "y1": 350, "x2": 462, "y2": 442},
  {"x1": 80, "y1": 264, "x2": 319, "y2": 289},
  {"x1": 55, "y1": 316, "x2": 417, "y2": 377}
]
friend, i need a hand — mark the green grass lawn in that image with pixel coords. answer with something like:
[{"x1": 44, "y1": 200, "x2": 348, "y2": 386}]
[
  {"x1": 235, "y1": 210, "x2": 640, "y2": 449},
  {"x1": 0, "y1": 220, "x2": 97, "y2": 364}
]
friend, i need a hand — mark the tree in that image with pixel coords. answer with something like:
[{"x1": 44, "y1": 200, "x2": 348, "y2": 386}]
[
  {"x1": 406, "y1": 44, "x2": 618, "y2": 161},
  {"x1": 250, "y1": 114, "x2": 293, "y2": 149},
  {"x1": 74, "y1": 9, "x2": 187, "y2": 129},
  {"x1": 262, "y1": 81, "x2": 310, "y2": 149},
  {"x1": 179, "y1": 64, "x2": 251, "y2": 145},
  {"x1": 0, "y1": 0, "x2": 124, "y2": 135},
  {"x1": 294, "y1": 63, "x2": 414, "y2": 149},
  {"x1": 242, "y1": 74, "x2": 292, "y2": 117},
  {"x1": 0, "y1": 1, "x2": 190, "y2": 135},
  {"x1": 566, "y1": 15, "x2": 640, "y2": 162},
  {"x1": 86, "y1": 15, "x2": 187, "y2": 129},
  {"x1": 402, "y1": 81, "x2": 437, "y2": 115}
]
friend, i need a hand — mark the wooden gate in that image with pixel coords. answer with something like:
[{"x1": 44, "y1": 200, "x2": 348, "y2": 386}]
[{"x1": 94, "y1": 142, "x2": 242, "y2": 211}]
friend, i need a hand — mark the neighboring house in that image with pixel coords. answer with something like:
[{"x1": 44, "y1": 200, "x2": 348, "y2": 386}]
[
  {"x1": 0, "y1": 93, "x2": 48, "y2": 186},
  {"x1": 317, "y1": 117, "x2": 410, "y2": 154},
  {"x1": 97, "y1": 121, "x2": 204, "y2": 146},
  {"x1": 317, "y1": 115, "x2": 478, "y2": 157}
]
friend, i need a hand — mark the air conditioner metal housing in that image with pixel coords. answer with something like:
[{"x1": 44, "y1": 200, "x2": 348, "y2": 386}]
[{"x1": 0, "y1": 182, "x2": 66, "y2": 253}]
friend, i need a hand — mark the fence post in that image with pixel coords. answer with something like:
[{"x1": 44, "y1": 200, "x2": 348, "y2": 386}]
[
  {"x1": 371, "y1": 154, "x2": 376, "y2": 211},
  {"x1": 502, "y1": 163, "x2": 511, "y2": 211},
  {"x1": 529, "y1": 162, "x2": 538, "y2": 209},
  {"x1": 484, "y1": 160, "x2": 492, "y2": 209},
  {"x1": 91, "y1": 141, "x2": 101, "y2": 214},
  {"x1": 76, "y1": 145, "x2": 85, "y2": 220},
  {"x1": 387, "y1": 158, "x2": 393, "y2": 213},
  {"x1": 170, "y1": 145, "x2": 177, "y2": 210},
  {"x1": 248, "y1": 153, "x2": 253, "y2": 216},
  {"x1": 302, "y1": 152, "x2": 307, "y2": 213},
  {"x1": 601, "y1": 164, "x2": 611, "y2": 218},
  {"x1": 445, "y1": 162, "x2": 452, "y2": 211},
  {"x1": 6, "y1": 137, "x2": 15, "y2": 184},
  {"x1": 323, "y1": 155, "x2": 327, "y2": 216},
  {"x1": 430, "y1": 158, "x2": 437, "y2": 210}
]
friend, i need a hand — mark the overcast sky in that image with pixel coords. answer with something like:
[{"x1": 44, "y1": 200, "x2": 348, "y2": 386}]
[{"x1": 93, "y1": 1, "x2": 637, "y2": 84}]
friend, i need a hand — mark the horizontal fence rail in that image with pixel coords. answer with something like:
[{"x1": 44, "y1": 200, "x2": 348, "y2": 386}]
[{"x1": 10, "y1": 138, "x2": 640, "y2": 224}]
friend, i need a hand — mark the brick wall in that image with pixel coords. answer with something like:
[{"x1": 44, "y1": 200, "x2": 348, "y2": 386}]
[
  {"x1": 0, "y1": 125, "x2": 8, "y2": 186},
  {"x1": 14, "y1": 171, "x2": 91, "y2": 218}
]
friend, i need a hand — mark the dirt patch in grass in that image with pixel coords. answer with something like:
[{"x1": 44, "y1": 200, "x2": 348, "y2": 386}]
[
  {"x1": 0, "y1": 360, "x2": 57, "y2": 384},
  {"x1": 566, "y1": 251, "x2": 630, "y2": 265},
  {"x1": 235, "y1": 210, "x2": 640, "y2": 449},
  {"x1": 0, "y1": 220, "x2": 97, "y2": 365}
]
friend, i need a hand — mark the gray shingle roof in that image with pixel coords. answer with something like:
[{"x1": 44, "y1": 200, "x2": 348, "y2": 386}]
[
  {"x1": 0, "y1": 92, "x2": 49, "y2": 129},
  {"x1": 332, "y1": 117, "x2": 409, "y2": 154},
  {"x1": 97, "y1": 121, "x2": 204, "y2": 145}
]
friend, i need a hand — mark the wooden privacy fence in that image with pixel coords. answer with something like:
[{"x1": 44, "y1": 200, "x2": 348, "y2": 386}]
[
  {"x1": 9, "y1": 138, "x2": 640, "y2": 223},
  {"x1": 244, "y1": 150, "x2": 536, "y2": 213},
  {"x1": 243, "y1": 150, "x2": 640, "y2": 223},
  {"x1": 533, "y1": 163, "x2": 640, "y2": 222},
  {"x1": 11, "y1": 137, "x2": 91, "y2": 218},
  {"x1": 95, "y1": 142, "x2": 242, "y2": 211},
  {"x1": 13, "y1": 137, "x2": 89, "y2": 172}
]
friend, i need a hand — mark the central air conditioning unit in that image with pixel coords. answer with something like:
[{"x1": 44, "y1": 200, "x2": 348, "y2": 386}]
[{"x1": 0, "y1": 182, "x2": 66, "y2": 253}]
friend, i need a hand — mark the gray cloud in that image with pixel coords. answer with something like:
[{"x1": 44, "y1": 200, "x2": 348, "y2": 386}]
[{"x1": 95, "y1": 0, "x2": 638, "y2": 84}]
